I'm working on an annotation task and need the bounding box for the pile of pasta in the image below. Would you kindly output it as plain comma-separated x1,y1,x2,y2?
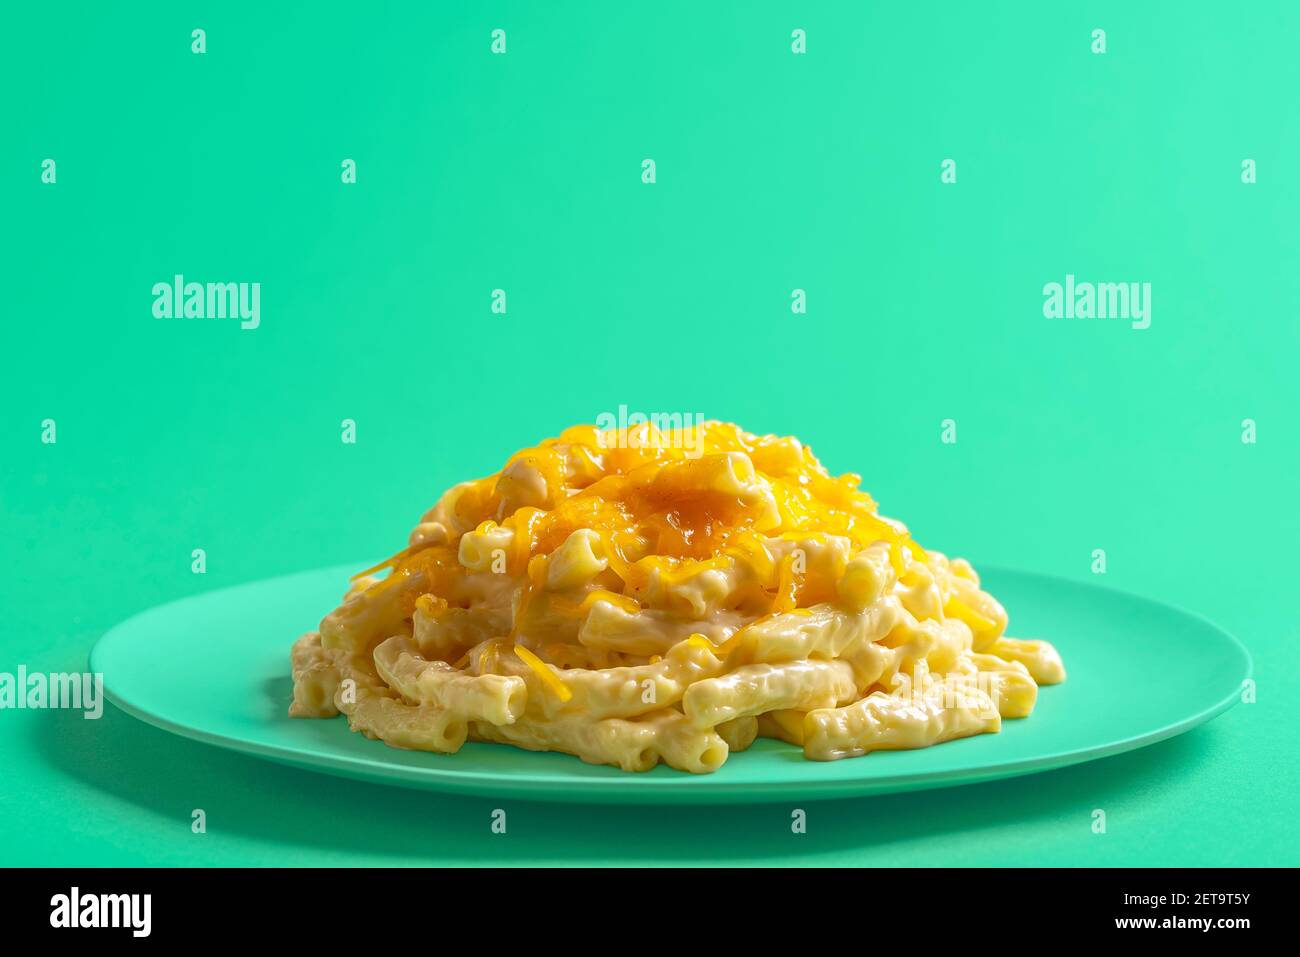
290,422,1064,772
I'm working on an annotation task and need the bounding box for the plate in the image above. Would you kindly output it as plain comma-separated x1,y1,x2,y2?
89,564,1251,804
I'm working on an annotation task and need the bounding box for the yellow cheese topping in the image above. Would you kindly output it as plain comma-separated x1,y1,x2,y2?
512,643,574,702
394,421,931,613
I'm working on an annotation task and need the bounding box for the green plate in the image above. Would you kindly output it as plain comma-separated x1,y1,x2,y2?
89,564,1251,804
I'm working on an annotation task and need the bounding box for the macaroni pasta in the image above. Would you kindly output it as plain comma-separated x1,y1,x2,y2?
289,422,1065,772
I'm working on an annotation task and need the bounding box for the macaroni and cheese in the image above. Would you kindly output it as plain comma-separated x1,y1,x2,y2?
289,422,1065,772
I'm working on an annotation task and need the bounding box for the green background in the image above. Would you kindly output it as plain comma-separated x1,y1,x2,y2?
2,1,1295,866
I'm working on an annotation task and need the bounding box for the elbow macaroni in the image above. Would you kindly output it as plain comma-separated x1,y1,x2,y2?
289,421,1065,772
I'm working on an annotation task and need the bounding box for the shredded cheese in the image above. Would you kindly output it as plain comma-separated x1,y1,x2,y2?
513,644,573,702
